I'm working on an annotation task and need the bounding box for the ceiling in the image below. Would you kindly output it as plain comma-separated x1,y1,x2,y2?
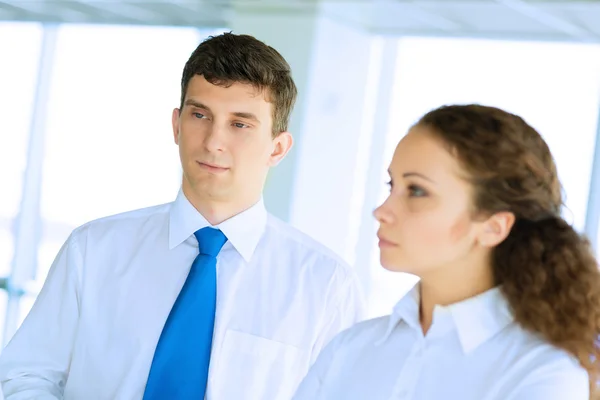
1,0,600,43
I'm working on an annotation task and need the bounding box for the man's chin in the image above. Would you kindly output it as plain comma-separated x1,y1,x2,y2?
184,180,229,198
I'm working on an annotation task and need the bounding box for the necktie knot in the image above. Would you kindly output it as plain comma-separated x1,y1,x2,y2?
194,227,227,257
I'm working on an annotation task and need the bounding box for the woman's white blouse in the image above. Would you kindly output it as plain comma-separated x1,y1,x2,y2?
294,286,589,400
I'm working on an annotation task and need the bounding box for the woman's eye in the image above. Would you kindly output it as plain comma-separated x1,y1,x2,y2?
408,184,427,197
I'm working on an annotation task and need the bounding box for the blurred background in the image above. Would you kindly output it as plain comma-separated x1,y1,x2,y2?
1,0,599,348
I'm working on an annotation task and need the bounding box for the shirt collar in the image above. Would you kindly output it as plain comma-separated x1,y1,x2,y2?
377,284,514,354
376,283,420,346
448,286,514,353
168,189,267,262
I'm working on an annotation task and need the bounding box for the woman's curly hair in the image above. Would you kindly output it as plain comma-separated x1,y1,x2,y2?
418,104,600,395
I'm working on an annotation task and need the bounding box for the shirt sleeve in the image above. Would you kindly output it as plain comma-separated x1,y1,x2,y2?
507,355,589,400
0,230,83,399
309,265,366,365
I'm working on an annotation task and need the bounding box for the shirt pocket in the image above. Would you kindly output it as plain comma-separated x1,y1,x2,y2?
211,329,308,400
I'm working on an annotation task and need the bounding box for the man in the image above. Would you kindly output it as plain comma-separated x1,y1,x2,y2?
0,33,365,399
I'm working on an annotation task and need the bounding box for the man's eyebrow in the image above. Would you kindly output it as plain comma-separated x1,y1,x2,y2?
183,100,260,123
232,112,259,123
184,99,210,110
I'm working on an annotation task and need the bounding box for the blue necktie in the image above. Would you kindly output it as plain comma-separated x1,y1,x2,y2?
143,227,227,399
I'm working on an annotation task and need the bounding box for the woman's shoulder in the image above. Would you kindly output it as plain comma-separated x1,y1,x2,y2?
330,314,403,349
509,324,585,367
502,325,589,398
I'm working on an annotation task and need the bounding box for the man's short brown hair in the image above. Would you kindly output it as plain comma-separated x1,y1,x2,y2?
180,32,297,137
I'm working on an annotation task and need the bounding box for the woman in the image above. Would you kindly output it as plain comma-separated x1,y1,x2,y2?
293,104,600,400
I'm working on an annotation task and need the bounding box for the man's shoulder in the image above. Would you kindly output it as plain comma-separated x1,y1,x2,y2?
264,214,350,270
71,202,172,240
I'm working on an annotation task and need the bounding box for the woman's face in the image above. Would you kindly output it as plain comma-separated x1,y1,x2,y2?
374,125,486,276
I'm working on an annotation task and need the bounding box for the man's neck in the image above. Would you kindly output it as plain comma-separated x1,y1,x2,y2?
182,186,260,226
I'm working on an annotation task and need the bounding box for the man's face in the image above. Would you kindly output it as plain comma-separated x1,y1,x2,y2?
173,75,292,209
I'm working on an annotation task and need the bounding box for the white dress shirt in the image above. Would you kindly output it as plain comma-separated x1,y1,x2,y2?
294,284,589,400
0,190,366,400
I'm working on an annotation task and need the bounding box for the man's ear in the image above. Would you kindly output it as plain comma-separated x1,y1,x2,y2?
172,108,180,145
268,131,293,167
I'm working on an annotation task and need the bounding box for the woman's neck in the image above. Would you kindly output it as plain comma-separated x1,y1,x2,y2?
418,260,495,335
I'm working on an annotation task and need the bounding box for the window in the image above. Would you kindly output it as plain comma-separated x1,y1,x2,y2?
0,22,44,345
0,22,43,279
367,37,600,317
